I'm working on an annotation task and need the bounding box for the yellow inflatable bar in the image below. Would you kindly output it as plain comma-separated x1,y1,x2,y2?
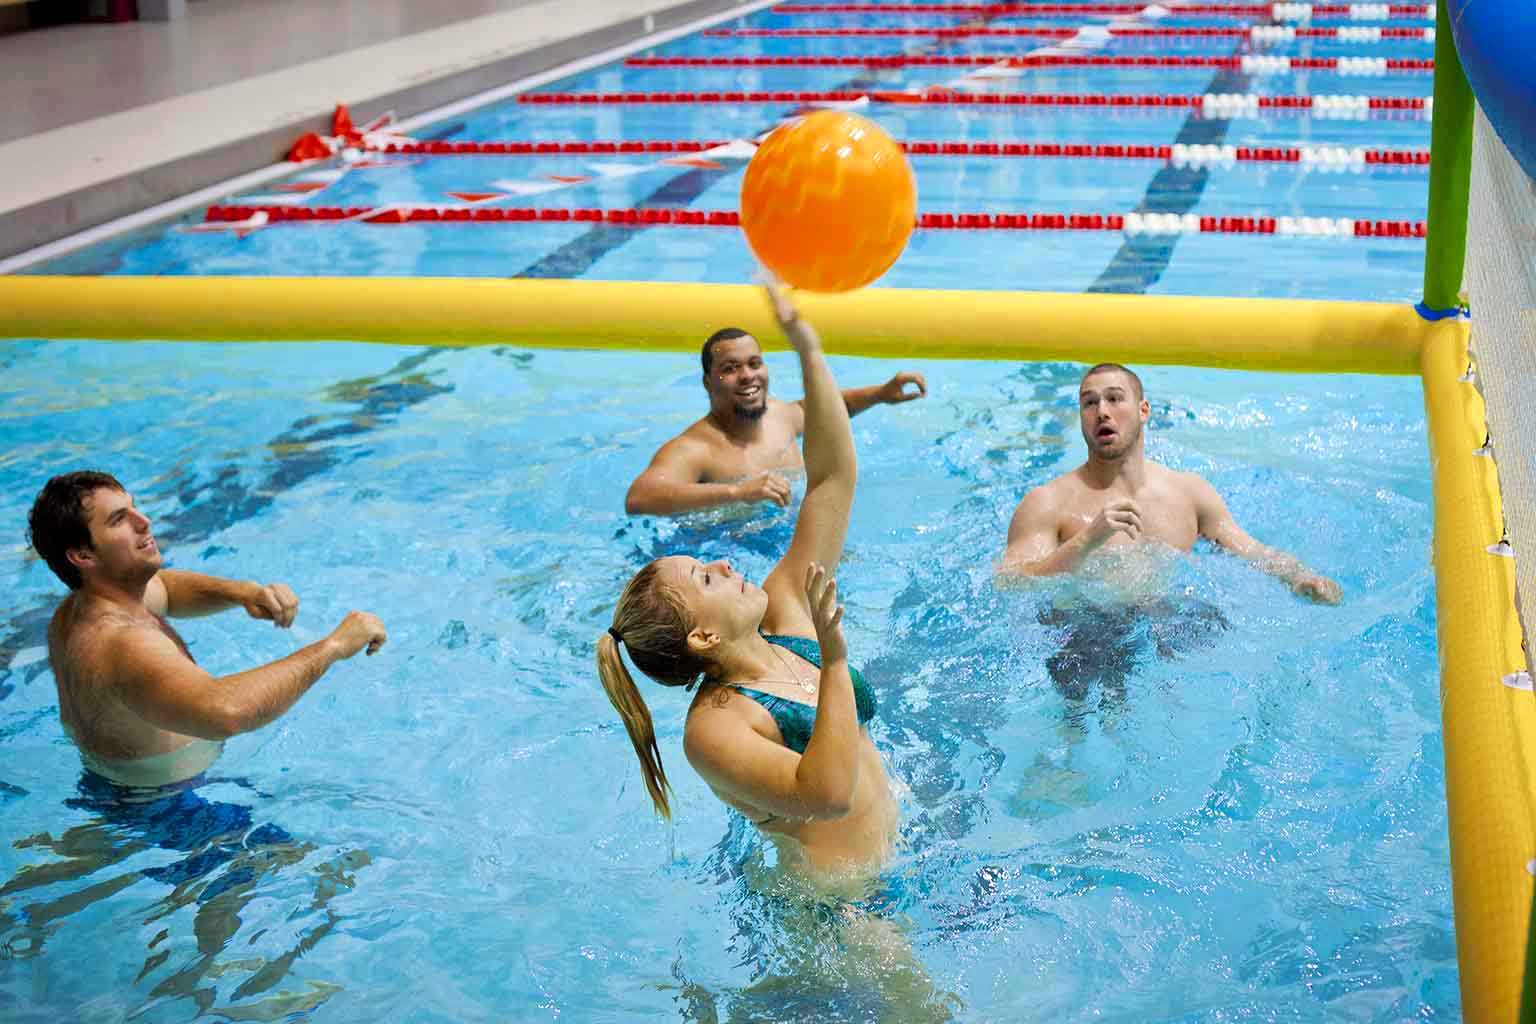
0,276,1528,1014
0,276,1427,374
1422,321,1536,1023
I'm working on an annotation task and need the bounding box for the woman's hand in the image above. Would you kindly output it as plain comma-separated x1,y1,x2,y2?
804,562,847,665
761,271,799,328
759,271,820,354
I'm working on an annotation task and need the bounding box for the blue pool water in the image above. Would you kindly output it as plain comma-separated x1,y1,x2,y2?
0,344,1451,1020
3,1,1451,1020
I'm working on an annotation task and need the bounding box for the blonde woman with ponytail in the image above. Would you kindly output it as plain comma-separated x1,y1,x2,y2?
596,278,898,881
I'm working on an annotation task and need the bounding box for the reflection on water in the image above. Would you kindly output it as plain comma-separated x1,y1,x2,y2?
1038,593,1230,703
670,817,960,1024
0,772,367,1020
619,469,804,566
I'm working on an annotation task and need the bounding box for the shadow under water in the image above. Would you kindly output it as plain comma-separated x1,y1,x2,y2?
1,771,368,1020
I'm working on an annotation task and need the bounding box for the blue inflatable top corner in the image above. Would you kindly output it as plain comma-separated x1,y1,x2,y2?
1447,0,1536,182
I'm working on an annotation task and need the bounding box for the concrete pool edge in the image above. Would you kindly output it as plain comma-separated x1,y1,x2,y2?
0,0,767,267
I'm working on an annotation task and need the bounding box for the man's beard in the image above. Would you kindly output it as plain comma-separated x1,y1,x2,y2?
104,552,162,589
1093,420,1142,460
734,401,768,422
1096,427,1139,460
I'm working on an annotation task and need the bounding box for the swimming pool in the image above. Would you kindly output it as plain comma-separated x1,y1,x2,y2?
0,341,1451,1020
26,4,1432,301
2,1,1451,1020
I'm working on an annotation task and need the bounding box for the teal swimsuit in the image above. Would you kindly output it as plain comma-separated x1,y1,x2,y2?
732,634,878,826
733,634,878,754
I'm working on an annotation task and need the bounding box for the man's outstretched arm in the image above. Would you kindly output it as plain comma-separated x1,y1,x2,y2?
147,570,299,625
835,372,928,418
110,611,387,741
1192,477,1341,604
625,438,790,515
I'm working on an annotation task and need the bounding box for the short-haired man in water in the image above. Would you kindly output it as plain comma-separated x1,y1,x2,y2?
625,327,928,515
28,470,388,788
997,363,1341,603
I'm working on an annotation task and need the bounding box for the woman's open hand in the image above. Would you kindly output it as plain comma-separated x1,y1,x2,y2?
760,270,798,328
804,562,846,665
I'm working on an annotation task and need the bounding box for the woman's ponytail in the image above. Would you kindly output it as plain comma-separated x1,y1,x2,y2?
597,561,713,819
597,630,673,818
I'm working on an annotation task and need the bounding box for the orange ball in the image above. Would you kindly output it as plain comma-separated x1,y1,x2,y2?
739,111,917,293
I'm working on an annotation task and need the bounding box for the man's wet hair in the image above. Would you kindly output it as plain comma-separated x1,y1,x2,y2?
1081,363,1144,401
702,328,754,375
28,470,126,590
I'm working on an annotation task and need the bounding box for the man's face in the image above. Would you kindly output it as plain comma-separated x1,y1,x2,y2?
73,487,161,584
705,337,769,422
1079,371,1149,461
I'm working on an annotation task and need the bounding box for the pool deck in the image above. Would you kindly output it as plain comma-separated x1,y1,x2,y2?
0,0,762,266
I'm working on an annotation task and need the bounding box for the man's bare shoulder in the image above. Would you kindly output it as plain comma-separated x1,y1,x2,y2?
50,594,138,645
56,595,178,651
1007,473,1075,540
655,419,724,461
1154,463,1218,500
1020,468,1085,506
49,596,152,679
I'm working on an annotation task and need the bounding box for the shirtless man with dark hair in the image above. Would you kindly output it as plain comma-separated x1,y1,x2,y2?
625,327,927,516
28,470,387,787
997,363,1341,604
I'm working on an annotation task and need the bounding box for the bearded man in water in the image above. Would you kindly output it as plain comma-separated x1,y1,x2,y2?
998,363,1340,601
625,327,926,516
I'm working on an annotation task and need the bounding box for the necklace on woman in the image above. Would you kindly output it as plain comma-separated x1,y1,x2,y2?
768,643,818,696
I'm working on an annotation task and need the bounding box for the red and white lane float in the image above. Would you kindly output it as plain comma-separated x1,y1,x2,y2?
702,25,1435,39
767,2,1435,16
626,54,1433,74
201,201,1427,240
516,89,1432,118
356,137,1429,167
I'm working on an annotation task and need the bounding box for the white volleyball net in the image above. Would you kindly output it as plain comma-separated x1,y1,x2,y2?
1464,106,1536,661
